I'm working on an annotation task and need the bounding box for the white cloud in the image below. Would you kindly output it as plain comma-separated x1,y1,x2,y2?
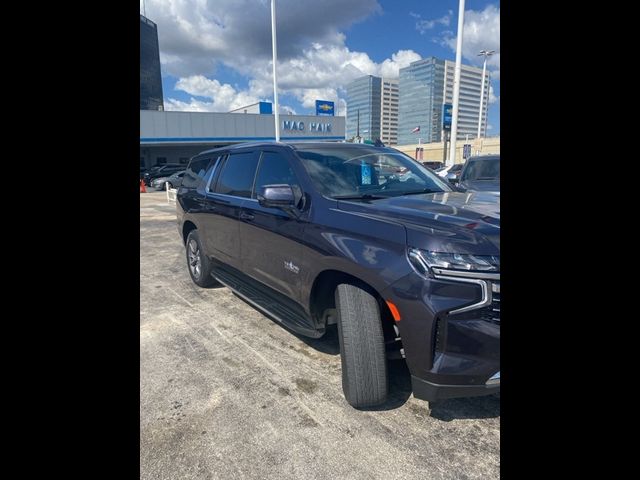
440,5,500,77
488,85,499,104
415,10,453,34
145,0,421,114
165,97,216,112
173,75,262,112
146,0,382,77
280,105,297,115
379,50,422,78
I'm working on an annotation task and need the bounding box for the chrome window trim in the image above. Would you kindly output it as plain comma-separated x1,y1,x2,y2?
204,156,222,193
205,191,259,203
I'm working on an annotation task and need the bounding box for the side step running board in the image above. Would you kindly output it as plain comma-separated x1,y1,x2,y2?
210,265,323,339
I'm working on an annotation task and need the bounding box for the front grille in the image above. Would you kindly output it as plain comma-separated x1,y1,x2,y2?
480,290,500,324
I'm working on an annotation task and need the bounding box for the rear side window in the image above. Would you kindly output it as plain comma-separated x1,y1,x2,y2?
182,156,211,189
214,152,259,198
461,158,500,181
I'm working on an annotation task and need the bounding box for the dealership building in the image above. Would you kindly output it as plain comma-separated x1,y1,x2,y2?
140,110,346,169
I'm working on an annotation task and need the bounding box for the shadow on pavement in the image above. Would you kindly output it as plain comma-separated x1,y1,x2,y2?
243,307,501,418
302,330,501,418
296,325,340,356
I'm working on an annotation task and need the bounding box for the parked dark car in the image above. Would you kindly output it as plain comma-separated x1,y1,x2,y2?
151,170,185,190
177,143,500,408
457,155,500,192
144,164,186,186
422,161,444,170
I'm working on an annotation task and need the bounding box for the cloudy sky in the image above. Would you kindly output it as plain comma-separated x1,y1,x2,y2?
141,0,500,134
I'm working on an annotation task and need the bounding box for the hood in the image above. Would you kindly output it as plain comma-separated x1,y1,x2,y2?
336,191,500,255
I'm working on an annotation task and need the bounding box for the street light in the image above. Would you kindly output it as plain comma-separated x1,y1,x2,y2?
448,0,466,167
271,0,280,142
477,49,495,139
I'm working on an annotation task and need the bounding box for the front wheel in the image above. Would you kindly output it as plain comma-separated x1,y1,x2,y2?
335,284,388,408
185,230,216,287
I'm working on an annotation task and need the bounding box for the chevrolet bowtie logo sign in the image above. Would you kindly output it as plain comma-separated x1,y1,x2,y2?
315,100,335,116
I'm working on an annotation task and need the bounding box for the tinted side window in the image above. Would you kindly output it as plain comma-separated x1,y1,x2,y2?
253,152,298,198
214,152,259,198
182,156,211,189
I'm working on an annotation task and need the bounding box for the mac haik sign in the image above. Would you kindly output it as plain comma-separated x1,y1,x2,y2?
282,120,332,133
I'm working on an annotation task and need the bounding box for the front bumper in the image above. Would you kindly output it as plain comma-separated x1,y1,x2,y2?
382,270,500,402
412,371,499,402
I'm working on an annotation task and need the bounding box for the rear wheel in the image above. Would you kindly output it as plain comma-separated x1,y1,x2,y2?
186,230,216,287
335,283,388,408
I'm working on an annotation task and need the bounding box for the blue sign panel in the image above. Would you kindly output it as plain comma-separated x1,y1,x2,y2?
258,101,272,114
463,144,472,159
443,103,453,130
316,100,335,116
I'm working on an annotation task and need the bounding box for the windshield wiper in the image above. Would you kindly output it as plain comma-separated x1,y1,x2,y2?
333,193,389,200
396,188,439,196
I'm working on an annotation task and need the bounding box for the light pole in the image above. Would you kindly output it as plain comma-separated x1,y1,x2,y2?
448,0,465,166
270,0,280,142
477,49,494,139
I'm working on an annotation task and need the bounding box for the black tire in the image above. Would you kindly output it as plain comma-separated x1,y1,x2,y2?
185,230,216,287
335,283,388,408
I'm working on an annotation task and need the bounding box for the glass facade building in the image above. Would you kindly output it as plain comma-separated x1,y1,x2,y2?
346,76,381,142
140,15,164,111
397,58,445,146
398,57,488,145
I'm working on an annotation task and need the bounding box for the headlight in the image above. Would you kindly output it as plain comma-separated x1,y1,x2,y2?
408,247,499,277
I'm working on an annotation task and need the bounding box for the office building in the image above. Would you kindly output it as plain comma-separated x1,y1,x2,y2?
140,14,164,111
380,78,399,145
346,75,400,144
346,75,381,142
397,57,488,145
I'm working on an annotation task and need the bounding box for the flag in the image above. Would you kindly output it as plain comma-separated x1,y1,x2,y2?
411,126,420,133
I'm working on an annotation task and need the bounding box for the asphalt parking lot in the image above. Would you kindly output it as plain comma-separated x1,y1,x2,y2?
140,191,500,480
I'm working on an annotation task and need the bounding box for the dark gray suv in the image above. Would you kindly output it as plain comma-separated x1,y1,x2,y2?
177,142,500,408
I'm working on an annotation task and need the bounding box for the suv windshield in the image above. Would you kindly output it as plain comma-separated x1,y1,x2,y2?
296,147,451,199
461,157,500,181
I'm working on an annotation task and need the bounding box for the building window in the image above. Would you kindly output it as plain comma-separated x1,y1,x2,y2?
156,157,167,165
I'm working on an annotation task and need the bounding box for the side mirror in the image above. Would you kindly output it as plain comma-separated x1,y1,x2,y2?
446,173,459,184
257,184,295,209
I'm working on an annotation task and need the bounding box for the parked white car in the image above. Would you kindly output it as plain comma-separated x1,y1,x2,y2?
435,163,464,180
